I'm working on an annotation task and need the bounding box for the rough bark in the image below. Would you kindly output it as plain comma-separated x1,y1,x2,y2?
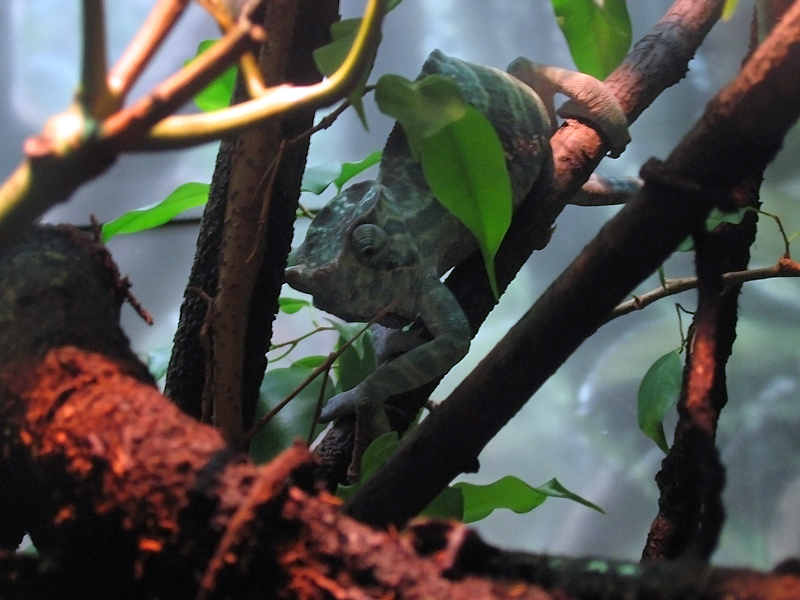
164,0,339,439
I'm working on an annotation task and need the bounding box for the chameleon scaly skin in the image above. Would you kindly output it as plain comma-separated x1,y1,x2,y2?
285,50,630,422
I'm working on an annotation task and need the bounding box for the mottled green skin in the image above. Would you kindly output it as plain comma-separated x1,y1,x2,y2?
285,50,626,421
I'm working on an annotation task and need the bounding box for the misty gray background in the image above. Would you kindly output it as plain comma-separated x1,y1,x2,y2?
2,0,799,566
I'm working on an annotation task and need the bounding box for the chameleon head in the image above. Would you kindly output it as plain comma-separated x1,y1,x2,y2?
285,181,425,325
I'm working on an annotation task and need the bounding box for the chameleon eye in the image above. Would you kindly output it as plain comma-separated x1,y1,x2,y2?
351,224,388,260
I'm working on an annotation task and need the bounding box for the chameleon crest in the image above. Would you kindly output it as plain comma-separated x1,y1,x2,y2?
286,50,629,424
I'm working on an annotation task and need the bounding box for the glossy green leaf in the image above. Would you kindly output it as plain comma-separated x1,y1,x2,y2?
312,1,403,126
455,476,603,523
301,163,342,195
420,106,512,298
250,366,335,463
637,350,682,453
101,182,210,242
146,346,172,381
278,297,311,314
313,18,372,126
313,19,362,75
375,73,467,158
291,355,328,369
551,0,631,79
185,40,238,112
335,151,382,191
301,150,382,195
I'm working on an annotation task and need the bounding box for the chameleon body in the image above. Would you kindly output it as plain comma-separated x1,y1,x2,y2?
285,50,629,422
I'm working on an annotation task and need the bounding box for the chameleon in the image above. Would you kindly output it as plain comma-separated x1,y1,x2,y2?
285,50,631,424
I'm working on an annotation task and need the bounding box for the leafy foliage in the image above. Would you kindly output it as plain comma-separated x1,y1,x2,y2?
330,321,376,393
101,182,209,242
419,106,512,299
550,0,631,78
146,346,172,381
313,19,373,126
250,361,334,463
278,297,312,314
302,150,382,195
637,350,683,453
185,40,238,112
456,476,604,523
312,0,408,128
375,74,467,157
336,430,603,523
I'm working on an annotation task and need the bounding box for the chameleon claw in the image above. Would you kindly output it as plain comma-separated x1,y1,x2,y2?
318,385,374,422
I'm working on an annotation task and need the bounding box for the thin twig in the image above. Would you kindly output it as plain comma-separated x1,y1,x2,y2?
107,0,191,99
288,86,376,147
141,0,389,147
610,259,800,319
244,300,401,442
80,0,112,117
102,21,266,148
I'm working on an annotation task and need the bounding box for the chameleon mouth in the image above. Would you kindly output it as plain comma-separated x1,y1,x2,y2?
284,264,332,295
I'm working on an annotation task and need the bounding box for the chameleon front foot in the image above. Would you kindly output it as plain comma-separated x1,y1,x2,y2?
318,384,373,423
317,384,391,482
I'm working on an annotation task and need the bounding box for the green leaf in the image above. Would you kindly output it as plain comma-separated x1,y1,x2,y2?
637,350,682,453
420,106,512,298
455,476,603,523
301,163,342,195
676,237,694,252
185,40,238,112
420,486,464,520
334,151,382,191
313,18,373,127
291,355,328,369
278,297,311,314
706,206,751,230
101,182,210,242
146,346,172,381
336,431,400,501
301,150,382,195
250,366,335,463
375,74,467,157
551,0,632,79
333,325,375,393
676,207,752,253
313,19,363,76
327,319,370,360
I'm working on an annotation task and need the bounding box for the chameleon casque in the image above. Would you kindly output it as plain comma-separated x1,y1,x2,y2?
285,50,630,425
